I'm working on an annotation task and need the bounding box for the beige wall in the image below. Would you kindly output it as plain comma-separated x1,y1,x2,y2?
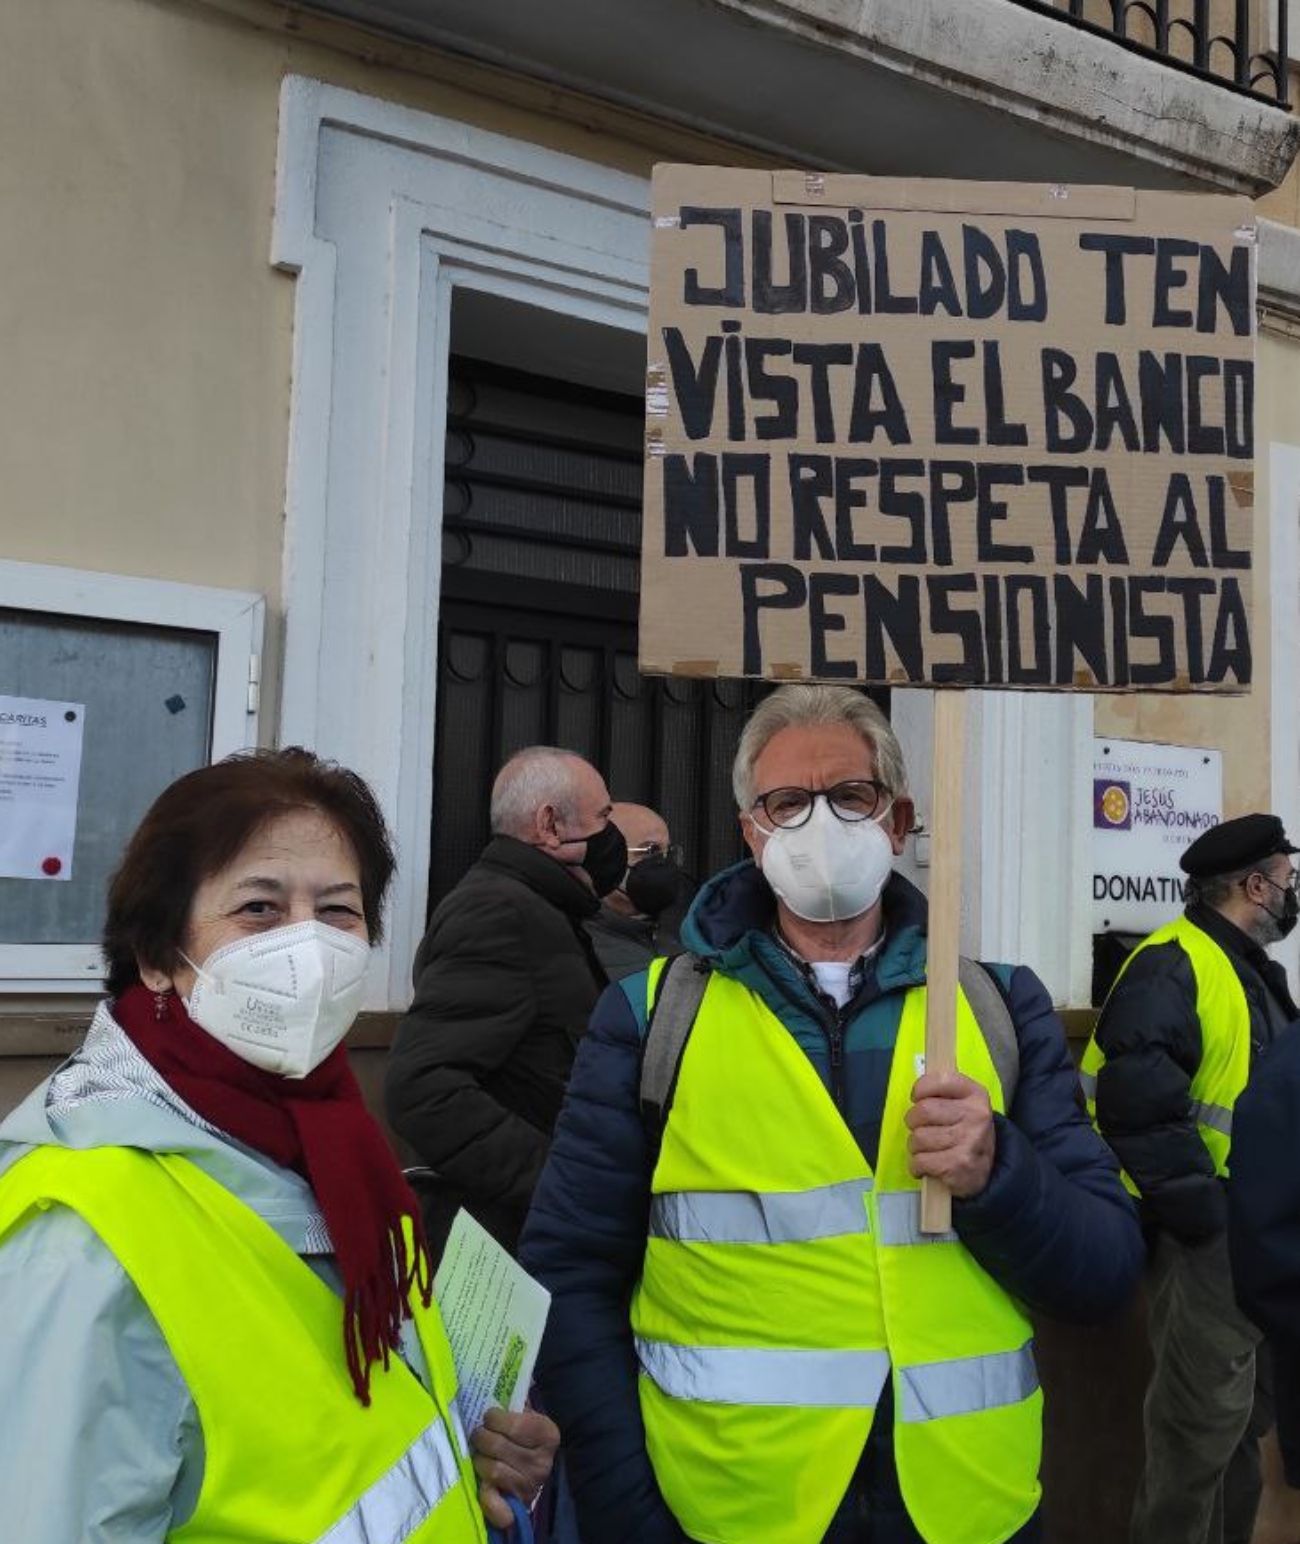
0,0,757,729
0,0,293,604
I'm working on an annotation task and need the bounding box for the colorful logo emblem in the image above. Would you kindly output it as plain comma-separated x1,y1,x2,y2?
1094,779,1132,830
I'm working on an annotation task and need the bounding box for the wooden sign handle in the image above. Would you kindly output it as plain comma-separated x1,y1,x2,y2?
920,690,967,1235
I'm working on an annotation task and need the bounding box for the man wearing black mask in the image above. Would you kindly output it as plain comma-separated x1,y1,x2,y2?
386,746,622,1256
1083,814,1300,1544
585,802,689,982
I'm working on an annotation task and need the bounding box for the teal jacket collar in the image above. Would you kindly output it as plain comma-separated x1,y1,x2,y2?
678,860,930,1022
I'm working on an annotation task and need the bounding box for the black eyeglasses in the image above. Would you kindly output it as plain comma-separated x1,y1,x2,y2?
751,780,890,830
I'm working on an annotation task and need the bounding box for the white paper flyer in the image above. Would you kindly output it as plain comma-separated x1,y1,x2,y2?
434,1208,551,1434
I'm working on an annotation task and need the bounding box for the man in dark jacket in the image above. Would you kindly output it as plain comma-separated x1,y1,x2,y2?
521,685,1142,1544
386,745,623,1255
1083,813,1300,1544
584,802,686,983
1229,1020,1300,1496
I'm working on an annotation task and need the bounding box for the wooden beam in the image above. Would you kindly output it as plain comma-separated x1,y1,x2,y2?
920,689,966,1234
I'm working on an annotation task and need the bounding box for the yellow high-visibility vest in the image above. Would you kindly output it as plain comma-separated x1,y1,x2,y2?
1080,915,1251,1180
0,1145,487,1544
631,964,1041,1544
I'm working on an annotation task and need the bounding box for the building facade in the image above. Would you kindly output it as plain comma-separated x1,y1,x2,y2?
2,5,1300,1526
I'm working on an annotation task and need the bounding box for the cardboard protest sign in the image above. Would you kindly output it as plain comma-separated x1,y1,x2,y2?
639,167,1256,692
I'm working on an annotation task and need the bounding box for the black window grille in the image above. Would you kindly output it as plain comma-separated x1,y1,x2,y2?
1011,0,1290,104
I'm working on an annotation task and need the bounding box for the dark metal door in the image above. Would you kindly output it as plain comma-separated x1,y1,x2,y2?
431,573,771,907
428,357,884,911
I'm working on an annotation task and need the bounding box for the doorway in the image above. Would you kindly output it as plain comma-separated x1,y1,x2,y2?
430,345,772,906
428,293,885,911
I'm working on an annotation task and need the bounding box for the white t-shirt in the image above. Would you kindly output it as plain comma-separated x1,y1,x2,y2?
806,933,885,1009
809,960,854,1008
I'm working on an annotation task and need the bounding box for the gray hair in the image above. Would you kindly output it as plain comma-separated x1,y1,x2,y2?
490,746,587,838
732,685,908,809
1185,861,1270,910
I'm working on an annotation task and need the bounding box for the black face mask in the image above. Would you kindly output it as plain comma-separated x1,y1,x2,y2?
1258,875,1300,940
623,854,682,918
569,820,628,898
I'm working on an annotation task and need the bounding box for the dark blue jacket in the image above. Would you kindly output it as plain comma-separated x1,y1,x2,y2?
1228,1018,1300,1488
521,863,1143,1543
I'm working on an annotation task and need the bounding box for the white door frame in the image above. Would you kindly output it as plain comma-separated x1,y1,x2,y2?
272,78,651,1006
272,75,1095,1009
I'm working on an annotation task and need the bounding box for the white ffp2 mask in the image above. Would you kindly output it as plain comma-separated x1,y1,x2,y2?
183,920,371,1079
758,799,896,924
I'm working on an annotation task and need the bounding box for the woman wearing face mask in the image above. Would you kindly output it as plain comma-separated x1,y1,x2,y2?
0,748,556,1544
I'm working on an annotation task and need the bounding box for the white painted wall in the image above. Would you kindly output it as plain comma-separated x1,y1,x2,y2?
274,78,651,1008
1270,441,1300,996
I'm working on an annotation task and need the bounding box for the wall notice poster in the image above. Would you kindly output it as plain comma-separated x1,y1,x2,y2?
0,694,86,881
639,167,1256,690
1093,735,1222,933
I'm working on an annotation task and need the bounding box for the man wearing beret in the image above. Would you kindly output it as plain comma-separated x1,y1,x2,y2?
1082,813,1300,1544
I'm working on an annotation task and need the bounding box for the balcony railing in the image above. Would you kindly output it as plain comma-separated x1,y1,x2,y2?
1012,0,1290,105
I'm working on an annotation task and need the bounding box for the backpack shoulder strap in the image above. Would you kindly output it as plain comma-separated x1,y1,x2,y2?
639,952,711,1157
957,955,1020,1108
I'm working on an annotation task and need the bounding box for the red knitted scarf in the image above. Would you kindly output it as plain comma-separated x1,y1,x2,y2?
115,983,432,1405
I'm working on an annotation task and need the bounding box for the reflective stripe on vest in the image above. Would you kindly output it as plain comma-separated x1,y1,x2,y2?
876,1189,959,1247
1190,1099,1233,1136
648,1183,959,1248
320,1420,466,1544
897,1342,1038,1424
636,1336,1037,1423
632,963,1041,1544
649,1178,873,1244
635,1337,891,1407
1081,916,1251,1179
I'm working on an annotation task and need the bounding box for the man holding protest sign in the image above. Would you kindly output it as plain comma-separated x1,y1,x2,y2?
522,683,1143,1542
521,165,1254,1541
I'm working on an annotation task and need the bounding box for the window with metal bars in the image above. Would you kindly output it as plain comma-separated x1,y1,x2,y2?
1012,0,1290,104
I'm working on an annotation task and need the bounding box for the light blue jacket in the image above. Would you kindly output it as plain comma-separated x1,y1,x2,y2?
0,1002,434,1543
